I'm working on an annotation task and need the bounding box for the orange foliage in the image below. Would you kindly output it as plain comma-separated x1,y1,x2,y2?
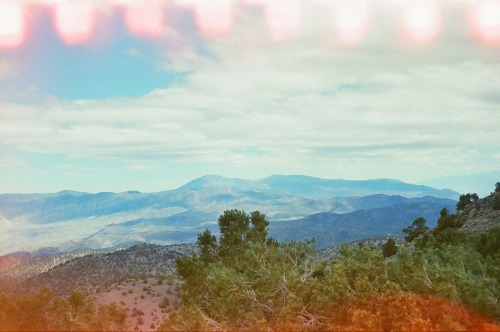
273,292,500,331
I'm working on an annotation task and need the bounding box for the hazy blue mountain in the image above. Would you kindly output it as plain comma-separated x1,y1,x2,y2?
256,175,458,199
270,200,457,248
180,175,458,199
178,175,257,191
326,194,449,214
0,175,459,254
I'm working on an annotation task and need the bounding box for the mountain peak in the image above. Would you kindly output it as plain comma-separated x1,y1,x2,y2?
178,175,252,191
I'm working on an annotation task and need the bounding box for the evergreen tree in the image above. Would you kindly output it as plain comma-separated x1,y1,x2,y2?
163,208,500,331
382,238,398,258
456,193,479,211
402,217,429,242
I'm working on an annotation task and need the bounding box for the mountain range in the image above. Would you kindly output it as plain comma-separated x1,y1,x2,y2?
0,175,459,255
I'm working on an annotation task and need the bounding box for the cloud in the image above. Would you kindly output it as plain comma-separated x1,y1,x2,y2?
0,3,499,182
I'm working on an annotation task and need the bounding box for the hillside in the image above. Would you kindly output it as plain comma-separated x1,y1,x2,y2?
459,191,500,235
10,243,196,296
270,200,456,248
1,196,498,331
0,249,114,290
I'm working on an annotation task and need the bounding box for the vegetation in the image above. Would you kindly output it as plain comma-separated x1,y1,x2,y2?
161,209,500,331
456,193,479,211
10,243,191,296
402,217,429,242
381,238,398,258
0,287,127,331
2,184,499,331
494,194,500,211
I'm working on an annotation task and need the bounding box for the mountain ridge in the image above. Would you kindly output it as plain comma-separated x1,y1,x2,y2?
0,175,459,255
270,199,457,248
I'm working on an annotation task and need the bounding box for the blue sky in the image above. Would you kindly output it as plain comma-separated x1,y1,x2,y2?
0,0,499,193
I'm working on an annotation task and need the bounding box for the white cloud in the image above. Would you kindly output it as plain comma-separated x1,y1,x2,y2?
0,3,499,184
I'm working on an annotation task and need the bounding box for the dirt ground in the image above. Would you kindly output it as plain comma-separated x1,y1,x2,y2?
91,276,179,331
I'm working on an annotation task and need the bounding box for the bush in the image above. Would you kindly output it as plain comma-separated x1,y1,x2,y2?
159,297,170,309
382,238,398,258
474,226,500,259
493,194,500,211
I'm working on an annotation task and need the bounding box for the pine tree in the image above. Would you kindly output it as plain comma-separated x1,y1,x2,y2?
382,238,398,257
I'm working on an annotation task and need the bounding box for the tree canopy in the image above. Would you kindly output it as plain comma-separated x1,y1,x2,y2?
402,217,429,242
457,193,479,211
161,209,500,331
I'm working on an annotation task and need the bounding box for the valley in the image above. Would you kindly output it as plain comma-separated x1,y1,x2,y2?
0,175,458,255
1,176,499,331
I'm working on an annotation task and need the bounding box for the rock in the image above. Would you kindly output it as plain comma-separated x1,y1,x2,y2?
459,193,500,235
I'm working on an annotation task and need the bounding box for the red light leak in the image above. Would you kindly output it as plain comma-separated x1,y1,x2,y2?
194,0,234,37
2,0,500,48
54,0,96,45
471,0,500,45
264,0,301,41
0,1,26,49
333,0,370,46
402,0,441,44
124,0,164,38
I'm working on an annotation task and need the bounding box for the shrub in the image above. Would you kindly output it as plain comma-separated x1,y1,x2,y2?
493,194,500,211
382,238,398,258
159,297,170,309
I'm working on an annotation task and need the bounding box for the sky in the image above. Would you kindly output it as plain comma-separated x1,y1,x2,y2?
0,0,499,193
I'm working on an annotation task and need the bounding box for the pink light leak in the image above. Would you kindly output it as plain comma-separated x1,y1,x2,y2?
333,0,371,46
2,0,500,48
124,0,165,38
194,0,234,37
54,0,96,45
174,0,198,6
264,0,301,41
0,1,26,49
402,0,441,44
471,0,500,44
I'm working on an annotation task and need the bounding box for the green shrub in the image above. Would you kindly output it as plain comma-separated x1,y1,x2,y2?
493,194,500,211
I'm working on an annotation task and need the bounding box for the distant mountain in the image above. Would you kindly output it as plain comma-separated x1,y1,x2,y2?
256,175,458,199
0,175,459,255
181,175,459,199
270,200,457,248
420,171,500,198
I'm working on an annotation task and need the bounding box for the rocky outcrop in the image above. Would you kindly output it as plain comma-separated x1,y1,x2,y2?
459,193,500,235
